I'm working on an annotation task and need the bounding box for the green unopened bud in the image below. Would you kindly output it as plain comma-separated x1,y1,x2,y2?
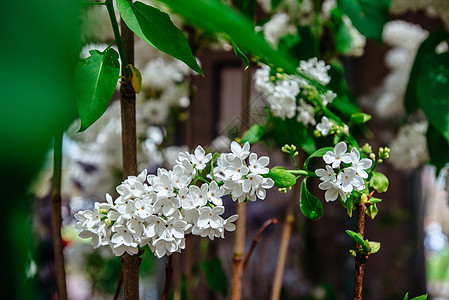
269,75,276,81
349,250,357,257
336,129,341,134
293,151,299,157
369,153,376,160
278,188,287,194
384,147,390,153
291,145,296,151
362,143,372,154
104,219,112,227
276,67,284,73
282,144,291,153
377,159,383,163
314,129,320,137
99,208,108,214
276,73,283,79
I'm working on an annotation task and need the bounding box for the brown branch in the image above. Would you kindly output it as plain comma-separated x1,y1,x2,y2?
243,218,278,270
51,130,67,300
163,255,174,300
231,66,252,300
270,183,300,300
353,203,368,300
119,2,140,299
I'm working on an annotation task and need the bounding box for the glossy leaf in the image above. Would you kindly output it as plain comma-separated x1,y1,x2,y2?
366,203,378,219
300,178,323,220
265,167,297,188
417,51,449,143
405,31,449,114
231,39,250,70
370,172,389,193
346,230,370,252
116,0,203,75
158,0,307,78
74,48,120,132
201,257,228,296
368,241,381,254
267,117,316,154
426,123,449,174
404,293,428,300
304,147,333,171
241,124,266,144
337,0,390,42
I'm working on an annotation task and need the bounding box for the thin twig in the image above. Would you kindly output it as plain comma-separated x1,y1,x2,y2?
353,203,368,300
231,65,252,300
243,218,278,269
270,182,301,300
51,130,67,300
163,255,174,300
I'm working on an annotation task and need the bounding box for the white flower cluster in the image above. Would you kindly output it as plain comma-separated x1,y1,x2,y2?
360,20,428,119
254,59,336,123
389,121,429,170
315,142,372,202
391,0,449,30
257,13,298,48
75,142,273,258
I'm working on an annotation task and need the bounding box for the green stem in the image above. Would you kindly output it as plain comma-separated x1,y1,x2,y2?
105,0,129,76
290,153,300,170
287,169,316,177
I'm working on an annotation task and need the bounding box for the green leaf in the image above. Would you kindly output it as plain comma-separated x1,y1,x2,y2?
241,124,266,144
341,197,355,217
116,0,203,75
368,241,381,254
417,51,449,143
337,0,390,42
349,112,371,126
158,0,304,77
366,203,378,219
427,123,449,174
369,172,389,193
265,167,297,188
235,0,257,20
410,295,428,300
304,147,333,171
346,230,370,252
300,178,323,220
231,39,250,70
367,197,381,204
405,31,449,114
271,0,283,10
201,257,228,296
404,293,428,300
74,48,120,132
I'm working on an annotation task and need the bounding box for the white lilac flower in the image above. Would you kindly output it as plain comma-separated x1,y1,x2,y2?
316,116,332,136
248,153,270,175
315,165,336,182
298,58,331,86
230,141,251,160
323,141,351,168
338,167,364,193
297,100,316,126
318,180,347,202
190,145,212,171
347,148,373,178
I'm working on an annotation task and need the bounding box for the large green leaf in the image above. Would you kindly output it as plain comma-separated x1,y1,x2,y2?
426,123,449,173
201,257,228,296
337,0,390,42
300,178,323,220
303,147,333,171
241,123,266,144
404,31,449,114
158,0,302,76
417,51,449,143
116,0,203,75
265,166,297,188
74,48,120,132
369,172,389,193
267,117,316,154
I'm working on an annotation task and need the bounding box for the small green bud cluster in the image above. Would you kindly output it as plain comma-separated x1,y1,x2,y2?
378,147,390,162
281,144,298,156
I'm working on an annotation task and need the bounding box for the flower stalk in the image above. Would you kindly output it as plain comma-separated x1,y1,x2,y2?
353,203,368,300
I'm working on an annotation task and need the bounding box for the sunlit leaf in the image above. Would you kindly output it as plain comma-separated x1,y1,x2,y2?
369,172,389,193
300,178,323,220
117,0,203,75
265,167,297,188
74,48,120,132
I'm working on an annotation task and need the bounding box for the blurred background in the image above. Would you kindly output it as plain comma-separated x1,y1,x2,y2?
3,0,449,299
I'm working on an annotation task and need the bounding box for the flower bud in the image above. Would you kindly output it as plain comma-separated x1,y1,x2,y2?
361,194,368,203
104,219,112,227
362,143,372,154
99,208,108,215
369,153,376,161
